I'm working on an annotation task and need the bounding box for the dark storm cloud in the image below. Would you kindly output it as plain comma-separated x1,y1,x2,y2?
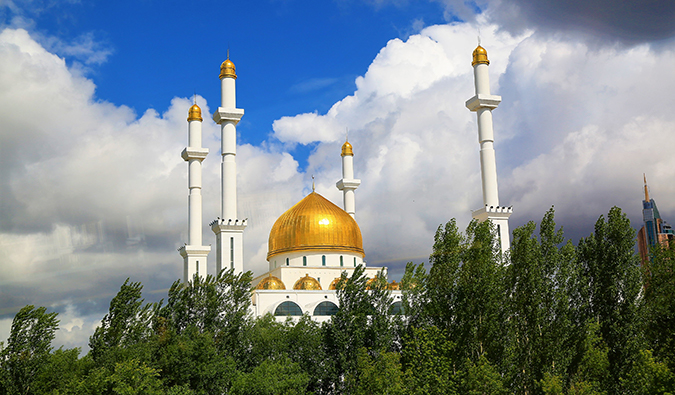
490,0,675,44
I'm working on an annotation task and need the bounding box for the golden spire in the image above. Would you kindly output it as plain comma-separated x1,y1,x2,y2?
644,173,650,202
472,45,490,66
312,175,315,192
187,98,203,122
341,138,353,157
220,51,236,80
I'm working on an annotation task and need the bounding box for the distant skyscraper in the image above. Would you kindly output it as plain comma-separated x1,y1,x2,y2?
637,175,674,265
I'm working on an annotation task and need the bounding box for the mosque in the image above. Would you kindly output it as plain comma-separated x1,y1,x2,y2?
177,45,511,320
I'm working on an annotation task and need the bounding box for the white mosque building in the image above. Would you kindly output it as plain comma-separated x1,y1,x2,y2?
178,45,509,320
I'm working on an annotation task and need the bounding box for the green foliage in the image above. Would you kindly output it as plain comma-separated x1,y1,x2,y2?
642,243,675,370
154,326,235,394
401,325,457,395
569,320,610,395
89,279,153,363
506,208,581,393
324,265,395,392
107,359,163,395
426,219,507,366
160,269,252,357
621,349,675,394
1,305,59,395
540,373,564,395
230,357,309,395
346,348,404,395
460,355,508,395
578,207,642,390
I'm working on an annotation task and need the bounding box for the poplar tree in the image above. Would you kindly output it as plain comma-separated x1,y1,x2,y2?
577,207,642,391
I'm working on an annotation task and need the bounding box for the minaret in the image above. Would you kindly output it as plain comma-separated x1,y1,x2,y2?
210,56,247,275
465,45,512,253
179,102,211,282
336,139,361,218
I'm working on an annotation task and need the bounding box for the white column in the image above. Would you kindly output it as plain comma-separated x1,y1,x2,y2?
336,141,361,218
211,58,247,275
465,46,512,253
179,104,210,282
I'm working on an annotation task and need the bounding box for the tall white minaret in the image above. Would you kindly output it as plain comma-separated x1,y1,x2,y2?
465,45,512,253
336,139,361,218
210,56,247,275
179,103,211,282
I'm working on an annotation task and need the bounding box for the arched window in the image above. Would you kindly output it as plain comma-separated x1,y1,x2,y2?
340,256,343,267
313,301,339,316
322,255,326,266
303,256,307,266
274,301,303,316
286,258,289,266
354,257,357,267
389,301,405,315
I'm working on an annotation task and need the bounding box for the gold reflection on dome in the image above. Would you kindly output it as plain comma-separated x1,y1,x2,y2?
341,140,353,157
256,275,286,290
389,280,400,290
187,104,203,122
293,274,322,290
267,192,365,260
220,59,237,79
329,277,344,290
472,45,489,66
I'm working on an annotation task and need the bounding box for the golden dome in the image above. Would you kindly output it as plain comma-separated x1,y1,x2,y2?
293,274,322,290
472,45,490,66
187,104,203,122
220,59,237,79
389,280,400,290
329,277,344,290
256,275,286,290
341,140,353,157
267,192,365,260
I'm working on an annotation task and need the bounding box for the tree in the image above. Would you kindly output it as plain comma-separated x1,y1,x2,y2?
578,207,642,390
347,348,404,395
323,265,394,393
230,357,309,395
1,305,59,395
88,279,153,363
401,325,457,395
506,208,581,393
160,269,252,358
426,219,507,367
642,243,675,370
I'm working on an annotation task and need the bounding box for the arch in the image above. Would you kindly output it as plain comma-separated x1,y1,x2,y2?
303,256,307,266
322,255,326,266
313,301,339,316
340,256,343,267
286,258,289,266
389,301,405,315
274,301,303,316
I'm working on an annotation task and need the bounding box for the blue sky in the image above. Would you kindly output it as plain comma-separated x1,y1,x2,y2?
2,0,675,350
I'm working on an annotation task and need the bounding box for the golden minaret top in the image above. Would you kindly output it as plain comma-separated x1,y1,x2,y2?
472,45,490,66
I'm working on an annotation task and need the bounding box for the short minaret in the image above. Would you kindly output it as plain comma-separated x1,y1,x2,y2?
179,103,211,282
465,45,512,253
336,139,361,218
210,56,247,275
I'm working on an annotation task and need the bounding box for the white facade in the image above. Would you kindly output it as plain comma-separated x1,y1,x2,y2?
465,46,512,253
